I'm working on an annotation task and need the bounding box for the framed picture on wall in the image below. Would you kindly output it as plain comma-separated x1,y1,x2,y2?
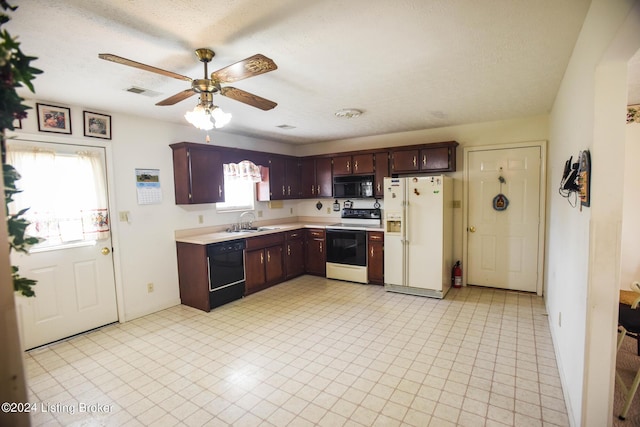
36,103,72,134
83,111,112,139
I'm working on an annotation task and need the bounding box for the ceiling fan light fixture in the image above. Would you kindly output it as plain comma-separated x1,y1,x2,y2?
335,108,363,119
185,99,232,131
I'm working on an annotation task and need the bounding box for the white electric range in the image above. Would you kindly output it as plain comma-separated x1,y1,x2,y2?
325,208,381,284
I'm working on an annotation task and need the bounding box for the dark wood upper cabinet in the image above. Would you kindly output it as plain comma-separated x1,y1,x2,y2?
316,157,333,197
170,142,224,204
172,141,457,204
333,153,374,176
352,154,375,175
374,152,389,198
391,149,420,173
420,146,453,171
391,141,457,174
300,157,332,198
285,158,300,199
257,156,300,201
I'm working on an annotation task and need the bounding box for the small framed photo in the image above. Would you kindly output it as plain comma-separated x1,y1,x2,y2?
37,103,72,134
83,111,111,139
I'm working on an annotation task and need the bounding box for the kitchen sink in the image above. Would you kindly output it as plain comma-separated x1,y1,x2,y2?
256,226,281,231
225,226,281,233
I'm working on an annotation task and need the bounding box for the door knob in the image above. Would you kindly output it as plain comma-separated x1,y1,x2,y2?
101,247,111,255
469,226,476,233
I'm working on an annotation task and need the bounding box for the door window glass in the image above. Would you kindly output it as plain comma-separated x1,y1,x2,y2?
6,143,110,250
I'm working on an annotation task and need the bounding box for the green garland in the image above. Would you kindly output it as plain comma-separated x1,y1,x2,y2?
1,0,42,297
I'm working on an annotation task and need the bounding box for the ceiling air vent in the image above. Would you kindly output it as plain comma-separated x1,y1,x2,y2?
277,124,296,130
125,86,161,97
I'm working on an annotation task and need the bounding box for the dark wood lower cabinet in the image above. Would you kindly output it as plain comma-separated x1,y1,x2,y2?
285,230,305,279
245,233,285,295
245,249,267,295
367,231,384,285
305,229,326,276
176,242,210,311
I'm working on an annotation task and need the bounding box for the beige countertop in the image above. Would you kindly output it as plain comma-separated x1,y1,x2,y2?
175,220,384,245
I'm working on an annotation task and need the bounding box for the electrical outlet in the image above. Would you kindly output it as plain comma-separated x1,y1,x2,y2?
290,207,293,215
326,207,331,214
257,210,263,217
147,283,154,293
198,215,203,224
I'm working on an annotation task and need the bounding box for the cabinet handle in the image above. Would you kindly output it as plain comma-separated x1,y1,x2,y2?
288,185,291,196
311,185,315,195
320,242,323,253
354,160,358,171
377,182,381,193
413,156,417,167
282,185,286,195
370,246,374,257
317,185,320,195
287,244,291,256
347,161,350,171
260,252,264,264
218,185,222,197
423,154,427,166
267,250,271,263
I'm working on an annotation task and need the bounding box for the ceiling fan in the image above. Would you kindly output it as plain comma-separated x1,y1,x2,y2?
98,48,278,111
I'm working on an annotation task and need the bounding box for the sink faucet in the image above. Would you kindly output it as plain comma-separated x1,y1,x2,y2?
238,211,255,230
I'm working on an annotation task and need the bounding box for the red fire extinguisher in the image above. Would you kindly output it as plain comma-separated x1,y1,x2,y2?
452,261,462,288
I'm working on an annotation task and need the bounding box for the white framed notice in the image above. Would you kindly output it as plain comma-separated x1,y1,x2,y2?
136,168,162,205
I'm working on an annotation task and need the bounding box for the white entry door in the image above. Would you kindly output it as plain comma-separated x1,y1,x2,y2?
466,145,542,292
9,140,118,349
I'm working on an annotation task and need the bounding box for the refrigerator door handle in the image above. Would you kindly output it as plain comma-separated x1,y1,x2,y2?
404,201,410,244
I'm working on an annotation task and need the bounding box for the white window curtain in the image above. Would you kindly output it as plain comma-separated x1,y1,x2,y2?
217,160,261,212
223,160,262,182
6,145,110,247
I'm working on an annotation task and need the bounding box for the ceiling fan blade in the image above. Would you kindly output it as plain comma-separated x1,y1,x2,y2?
211,54,277,83
220,87,277,110
156,89,197,106
99,53,192,82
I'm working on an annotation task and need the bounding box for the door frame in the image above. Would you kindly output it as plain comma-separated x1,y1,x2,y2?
10,133,126,322
462,140,547,296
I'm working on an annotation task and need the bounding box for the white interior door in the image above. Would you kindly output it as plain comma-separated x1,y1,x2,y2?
467,146,541,292
9,141,118,349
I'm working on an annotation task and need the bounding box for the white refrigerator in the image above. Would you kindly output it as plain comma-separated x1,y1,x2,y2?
383,175,453,298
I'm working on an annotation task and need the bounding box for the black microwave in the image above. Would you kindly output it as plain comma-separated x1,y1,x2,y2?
333,175,374,198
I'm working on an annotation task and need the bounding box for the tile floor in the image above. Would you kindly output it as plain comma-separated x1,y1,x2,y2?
25,276,569,426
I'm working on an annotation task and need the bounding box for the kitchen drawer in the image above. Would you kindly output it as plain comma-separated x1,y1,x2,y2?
245,232,285,250
307,229,325,239
368,231,384,241
285,230,304,240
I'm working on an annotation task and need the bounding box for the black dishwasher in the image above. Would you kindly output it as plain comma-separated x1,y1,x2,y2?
207,239,246,309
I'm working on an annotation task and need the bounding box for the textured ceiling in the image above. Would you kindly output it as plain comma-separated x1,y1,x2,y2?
7,0,596,144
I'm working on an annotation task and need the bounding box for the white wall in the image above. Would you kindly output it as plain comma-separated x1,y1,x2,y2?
546,1,639,426
620,122,640,289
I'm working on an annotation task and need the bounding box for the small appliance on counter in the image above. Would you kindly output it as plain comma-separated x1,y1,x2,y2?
326,208,382,284
383,175,453,298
